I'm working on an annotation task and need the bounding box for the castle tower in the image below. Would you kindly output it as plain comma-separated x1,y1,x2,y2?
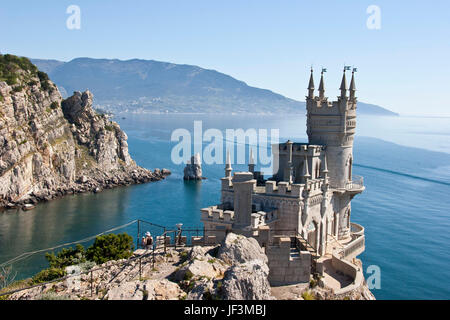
306,67,357,189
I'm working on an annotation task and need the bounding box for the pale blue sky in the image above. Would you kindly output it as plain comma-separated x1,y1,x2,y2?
1,0,449,116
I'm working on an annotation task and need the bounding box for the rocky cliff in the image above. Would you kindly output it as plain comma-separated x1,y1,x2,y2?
0,54,169,209
5,232,374,300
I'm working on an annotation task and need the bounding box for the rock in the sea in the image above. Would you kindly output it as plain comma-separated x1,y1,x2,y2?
183,153,204,180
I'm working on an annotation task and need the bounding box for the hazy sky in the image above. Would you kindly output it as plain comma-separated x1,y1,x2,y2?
1,0,449,116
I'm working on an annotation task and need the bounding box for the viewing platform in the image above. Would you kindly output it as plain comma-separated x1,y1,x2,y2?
344,175,365,193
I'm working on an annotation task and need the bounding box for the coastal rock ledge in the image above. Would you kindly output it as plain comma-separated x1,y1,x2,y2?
5,233,373,300
0,55,170,210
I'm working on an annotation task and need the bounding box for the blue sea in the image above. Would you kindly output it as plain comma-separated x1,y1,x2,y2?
1,113,449,300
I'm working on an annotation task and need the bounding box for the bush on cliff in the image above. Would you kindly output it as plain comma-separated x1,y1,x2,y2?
45,244,86,269
86,233,134,264
0,54,38,85
32,267,66,284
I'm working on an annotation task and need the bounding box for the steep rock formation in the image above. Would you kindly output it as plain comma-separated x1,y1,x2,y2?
0,55,170,209
183,153,204,180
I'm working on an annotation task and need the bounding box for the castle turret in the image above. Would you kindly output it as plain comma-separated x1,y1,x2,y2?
232,172,256,229
248,148,255,173
339,68,348,99
225,151,232,178
307,68,315,99
302,156,310,180
318,69,326,100
306,67,358,189
349,69,356,101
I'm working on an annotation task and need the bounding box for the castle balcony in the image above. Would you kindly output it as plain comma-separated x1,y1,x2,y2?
345,175,364,193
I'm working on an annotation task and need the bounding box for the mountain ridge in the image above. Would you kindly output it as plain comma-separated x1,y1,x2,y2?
31,57,398,116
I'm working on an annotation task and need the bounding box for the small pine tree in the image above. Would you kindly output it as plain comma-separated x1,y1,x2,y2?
86,233,134,264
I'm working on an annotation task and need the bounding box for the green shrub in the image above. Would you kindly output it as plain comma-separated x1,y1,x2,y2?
301,290,316,300
104,125,115,132
45,244,86,269
0,54,37,86
37,71,51,91
50,101,59,110
86,233,134,264
183,270,193,281
12,86,23,93
32,268,66,284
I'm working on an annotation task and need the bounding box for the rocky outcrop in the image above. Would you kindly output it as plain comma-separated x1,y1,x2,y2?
4,231,373,300
0,55,170,210
106,279,184,300
217,233,268,265
182,233,273,300
183,153,204,180
221,260,272,300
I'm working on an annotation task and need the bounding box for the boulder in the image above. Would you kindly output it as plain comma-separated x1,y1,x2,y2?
217,233,268,265
174,255,226,282
106,279,184,300
221,260,273,300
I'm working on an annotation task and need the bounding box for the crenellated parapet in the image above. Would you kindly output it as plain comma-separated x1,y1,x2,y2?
201,205,235,223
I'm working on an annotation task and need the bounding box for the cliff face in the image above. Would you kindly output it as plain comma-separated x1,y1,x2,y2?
0,55,169,209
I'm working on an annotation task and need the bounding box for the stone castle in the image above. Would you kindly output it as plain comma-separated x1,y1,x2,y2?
200,68,367,291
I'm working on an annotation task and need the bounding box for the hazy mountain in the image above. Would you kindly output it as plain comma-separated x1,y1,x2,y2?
30,57,398,116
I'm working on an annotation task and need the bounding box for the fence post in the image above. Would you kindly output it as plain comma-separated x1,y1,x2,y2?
163,228,167,254
153,243,155,269
139,256,142,280
137,220,140,249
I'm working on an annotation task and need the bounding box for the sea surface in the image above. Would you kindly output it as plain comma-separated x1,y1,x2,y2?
1,113,450,300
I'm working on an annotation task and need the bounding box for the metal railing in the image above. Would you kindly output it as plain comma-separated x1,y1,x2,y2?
345,175,364,191
0,246,158,299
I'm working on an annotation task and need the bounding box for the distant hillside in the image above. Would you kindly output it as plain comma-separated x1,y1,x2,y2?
31,58,398,116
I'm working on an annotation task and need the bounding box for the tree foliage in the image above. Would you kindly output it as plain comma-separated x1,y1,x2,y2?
45,244,86,269
86,233,134,264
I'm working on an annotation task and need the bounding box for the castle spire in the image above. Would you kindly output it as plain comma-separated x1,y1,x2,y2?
302,156,311,179
340,67,348,98
307,68,315,99
225,150,232,178
248,148,255,173
318,68,326,99
349,68,356,100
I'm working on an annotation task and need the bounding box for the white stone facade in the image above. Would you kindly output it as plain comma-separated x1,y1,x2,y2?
201,69,366,285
